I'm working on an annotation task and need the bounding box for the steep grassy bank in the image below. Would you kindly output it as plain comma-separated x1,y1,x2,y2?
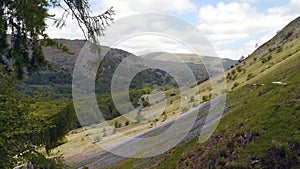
106,16,300,169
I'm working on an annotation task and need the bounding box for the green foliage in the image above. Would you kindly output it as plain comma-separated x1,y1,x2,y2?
238,55,245,63
232,82,240,89
0,0,115,167
129,69,179,91
261,55,272,64
45,103,77,152
277,46,283,53
22,72,72,85
142,96,151,107
114,121,122,128
0,0,115,78
226,72,237,81
247,73,255,80
231,69,237,75
190,96,195,102
96,88,151,121
105,16,300,169
236,66,242,73
219,147,227,158
202,95,210,102
0,69,75,168
162,114,168,122
263,141,299,168
130,88,151,107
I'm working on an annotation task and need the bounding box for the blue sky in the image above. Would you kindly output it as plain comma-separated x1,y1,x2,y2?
46,0,300,59
180,0,291,23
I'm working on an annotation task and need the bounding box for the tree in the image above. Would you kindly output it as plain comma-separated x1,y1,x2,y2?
0,68,75,168
142,96,151,107
238,55,245,63
0,0,114,167
202,95,209,102
114,121,122,128
232,82,240,89
0,0,114,78
190,96,195,102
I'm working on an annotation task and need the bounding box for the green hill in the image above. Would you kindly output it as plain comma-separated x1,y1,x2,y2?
17,39,236,122
106,16,300,169
19,39,236,100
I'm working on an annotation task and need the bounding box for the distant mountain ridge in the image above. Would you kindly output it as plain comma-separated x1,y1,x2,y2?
20,39,237,98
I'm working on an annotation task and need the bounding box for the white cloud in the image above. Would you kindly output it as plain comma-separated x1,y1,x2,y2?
97,14,216,57
112,34,192,55
237,0,260,3
46,0,196,39
45,0,300,60
197,1,300,59
92,0,196,17
46,8,86,39
289,0,300,14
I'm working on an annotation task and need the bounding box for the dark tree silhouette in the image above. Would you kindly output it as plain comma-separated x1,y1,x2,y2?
0,0,114,78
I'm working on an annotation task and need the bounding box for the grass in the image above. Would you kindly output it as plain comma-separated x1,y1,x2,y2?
43,16,300,169
59,44,300,168
105,18,300,168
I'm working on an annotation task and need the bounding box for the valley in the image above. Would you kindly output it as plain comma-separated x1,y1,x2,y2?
2,1,300,169
47,16,300,168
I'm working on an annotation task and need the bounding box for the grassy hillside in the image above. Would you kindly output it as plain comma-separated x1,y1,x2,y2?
20,40,236,100
106,17,300,169
17,39,236,123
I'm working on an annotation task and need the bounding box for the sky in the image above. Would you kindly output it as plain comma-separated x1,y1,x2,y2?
46,0,300,60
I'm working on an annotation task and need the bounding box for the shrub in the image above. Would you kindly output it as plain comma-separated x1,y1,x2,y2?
247,73,255,80
232,82,240,89
263,141,300,168
114,121,122,128
170,93,176,97
202,95,209,102
267,55,272,61
226,73,231,80
219,147,227,158
143,100,150,107
261,55,272,64
277,46,283,53
232,74,237,80
190,96,195,102
236,66,242,73
162,114,167,122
